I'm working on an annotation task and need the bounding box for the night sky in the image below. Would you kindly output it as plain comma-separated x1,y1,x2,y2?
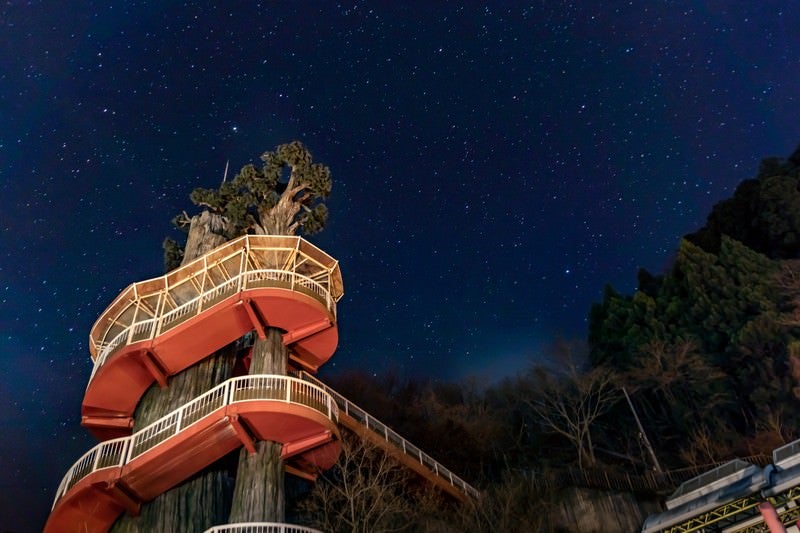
2,2,799,530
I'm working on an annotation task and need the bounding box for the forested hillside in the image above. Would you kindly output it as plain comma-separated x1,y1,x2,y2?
297,145,800,531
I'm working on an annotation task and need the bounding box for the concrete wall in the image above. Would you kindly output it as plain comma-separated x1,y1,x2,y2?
548,487,663,533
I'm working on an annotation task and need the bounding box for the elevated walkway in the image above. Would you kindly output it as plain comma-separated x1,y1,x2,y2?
297,371,480,502
82,235,343,439
46,375,339,533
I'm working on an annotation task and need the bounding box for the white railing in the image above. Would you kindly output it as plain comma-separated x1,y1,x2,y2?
54,375,337,509
774,437,800,470
204,523,323,533
88,268,334,384
296,371,480,500
89,234,343,355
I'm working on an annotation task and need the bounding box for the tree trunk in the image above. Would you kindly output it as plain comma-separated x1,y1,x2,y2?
228,328,288,522
111,211,237,532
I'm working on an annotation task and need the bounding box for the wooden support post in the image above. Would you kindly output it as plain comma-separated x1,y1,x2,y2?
229,414,257,454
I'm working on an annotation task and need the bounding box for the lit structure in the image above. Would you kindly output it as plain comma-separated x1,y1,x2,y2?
642,438,800,532
46,235,477,532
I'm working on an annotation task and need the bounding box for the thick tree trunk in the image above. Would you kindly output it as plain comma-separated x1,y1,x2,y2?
111,211,237,532
228,328,288,522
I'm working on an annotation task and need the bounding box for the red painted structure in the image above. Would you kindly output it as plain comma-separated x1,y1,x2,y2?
45,236,344,533
46,234,478,533
82,288,336,439
759,502,788,533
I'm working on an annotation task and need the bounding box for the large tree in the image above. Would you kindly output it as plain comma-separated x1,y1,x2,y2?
112,141,332,531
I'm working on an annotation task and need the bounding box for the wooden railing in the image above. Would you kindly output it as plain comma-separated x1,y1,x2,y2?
53,374,337,509
296,371,480,500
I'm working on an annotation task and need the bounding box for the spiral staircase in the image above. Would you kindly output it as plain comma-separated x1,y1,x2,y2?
45,235,477,533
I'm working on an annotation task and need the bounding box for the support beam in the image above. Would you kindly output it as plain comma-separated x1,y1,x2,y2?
281,431,333,460
229,415,256,454
140,350,168,388
106,480,141,517
242,299,267,340
81,416,134,431
282,318,332,345
289,351,318,373
285,464,318,482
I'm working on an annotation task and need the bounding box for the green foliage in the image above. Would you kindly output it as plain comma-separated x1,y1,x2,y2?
186,140,332,236
589,145,800,464
162,237,184,272
686,144,800,258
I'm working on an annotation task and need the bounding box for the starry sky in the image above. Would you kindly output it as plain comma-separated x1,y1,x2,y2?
2,2,799,530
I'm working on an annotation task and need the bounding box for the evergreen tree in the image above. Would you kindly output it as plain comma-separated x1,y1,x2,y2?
686,143,800,259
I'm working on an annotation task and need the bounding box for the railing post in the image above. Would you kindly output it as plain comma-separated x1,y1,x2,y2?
92,448,101,473
154,290,166,337
120,439,130,467
199,255,208,313
175,405,184,432
286,378,292,403
226,379,234,405
239,248,246,292
125,435,136,464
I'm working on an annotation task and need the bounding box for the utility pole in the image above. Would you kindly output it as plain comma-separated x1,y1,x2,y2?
623,387,662,473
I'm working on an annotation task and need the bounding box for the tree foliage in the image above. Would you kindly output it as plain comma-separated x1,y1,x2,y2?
686,145,800,258
300,433,413,533
589,144,800,464
163,141,332,268
523,346,622,469
189,140,331,236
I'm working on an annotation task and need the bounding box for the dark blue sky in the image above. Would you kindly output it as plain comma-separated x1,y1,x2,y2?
2,2,799,530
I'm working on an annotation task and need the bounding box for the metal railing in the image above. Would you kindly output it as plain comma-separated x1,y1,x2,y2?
204,523,323,533
774,437,800,469
89,234,343,372
88,267,334,384
53,374,337,509
296,371,480,500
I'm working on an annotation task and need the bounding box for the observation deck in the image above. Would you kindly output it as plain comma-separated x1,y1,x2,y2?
47,232,479,533
46,375,340,533
82,235,343,438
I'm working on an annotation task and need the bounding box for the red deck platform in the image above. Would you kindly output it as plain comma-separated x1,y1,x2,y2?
82,287,337,439
47,379,340,533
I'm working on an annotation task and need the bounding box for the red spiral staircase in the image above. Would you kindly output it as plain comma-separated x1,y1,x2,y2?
45,235,477,533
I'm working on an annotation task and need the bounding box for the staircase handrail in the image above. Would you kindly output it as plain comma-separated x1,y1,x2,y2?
88,267,334,385
89,234,343,360
53,374,337,509
296,371,480,500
